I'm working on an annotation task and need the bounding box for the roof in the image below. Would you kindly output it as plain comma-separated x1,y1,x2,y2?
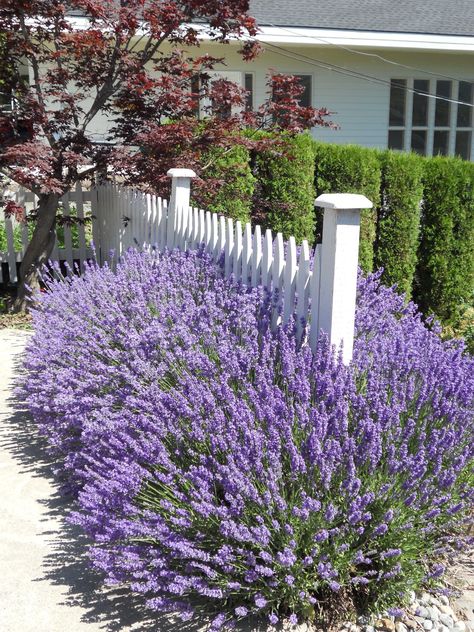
248,0,474,37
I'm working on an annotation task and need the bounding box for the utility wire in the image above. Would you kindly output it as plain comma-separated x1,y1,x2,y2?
265,23,473,84
260,40,474,109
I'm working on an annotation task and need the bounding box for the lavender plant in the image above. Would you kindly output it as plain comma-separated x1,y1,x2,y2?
21,250,474,629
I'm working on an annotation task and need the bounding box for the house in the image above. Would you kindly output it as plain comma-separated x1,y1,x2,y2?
204,0,474,160
42,1,474,161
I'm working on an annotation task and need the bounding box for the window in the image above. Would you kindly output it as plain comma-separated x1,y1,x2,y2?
388,78,473,160
295,74,312,108
190,71,252,119
244,73,254,112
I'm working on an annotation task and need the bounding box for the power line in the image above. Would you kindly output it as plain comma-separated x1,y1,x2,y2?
265,23,473,84
260,40,474,109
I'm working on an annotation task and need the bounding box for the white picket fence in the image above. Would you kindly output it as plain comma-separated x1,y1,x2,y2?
3,169,371,363
0,183,97,284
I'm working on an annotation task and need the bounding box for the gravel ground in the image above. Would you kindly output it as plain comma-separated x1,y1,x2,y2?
0,328,472,632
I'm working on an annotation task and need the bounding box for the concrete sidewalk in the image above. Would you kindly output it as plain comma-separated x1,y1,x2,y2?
0,328,171,632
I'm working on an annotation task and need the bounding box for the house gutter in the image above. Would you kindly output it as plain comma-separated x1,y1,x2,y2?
64,16,474,53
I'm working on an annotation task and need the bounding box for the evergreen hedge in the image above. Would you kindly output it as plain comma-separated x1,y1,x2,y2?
251,132,316,244
313,142,381,273
195,144,255,224
415,156,474,323
375,151,424,298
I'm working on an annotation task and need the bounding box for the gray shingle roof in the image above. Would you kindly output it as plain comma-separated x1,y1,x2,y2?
249,0,474,37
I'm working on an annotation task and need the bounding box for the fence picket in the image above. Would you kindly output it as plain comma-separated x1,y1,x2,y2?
191,207,199,249
91,185,100,263
75,182,87,273
295,240,311,343
282,236,297,325
211,212,219,259
218,216,226,258
271,233,285,329
62,193,74,272
5,216,17,283
251,225,262,287
204,211,212,253
233,220,243,280
262,229,273,288
224,217,234,277
242,222,252,285
309,244,322,352
7,179,363,365
18,188,29,256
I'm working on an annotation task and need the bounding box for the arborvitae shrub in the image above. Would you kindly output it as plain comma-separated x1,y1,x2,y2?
252,132,316,244
194,144,255,224
313,142,381,273
375,151,424,298
415,156,474,323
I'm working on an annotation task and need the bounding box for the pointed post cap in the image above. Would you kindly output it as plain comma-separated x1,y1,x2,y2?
167,168,197,178
315,193,373,209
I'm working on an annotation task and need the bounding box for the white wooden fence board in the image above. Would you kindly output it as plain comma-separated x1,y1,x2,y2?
5,217,16,282
282,236,297,325
224,217,234,277
62,193,74,272
242,222,252,285
6,180,361,364
262,228,273,288
296,240,311,343
75,182,87,273
251,224,262,287
309,244,322,352
233,220,243,280
211,212,219,259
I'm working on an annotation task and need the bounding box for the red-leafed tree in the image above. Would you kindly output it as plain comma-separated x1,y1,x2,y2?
0,0,331,310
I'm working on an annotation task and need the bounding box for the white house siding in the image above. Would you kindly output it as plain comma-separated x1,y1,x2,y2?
82,40,474,160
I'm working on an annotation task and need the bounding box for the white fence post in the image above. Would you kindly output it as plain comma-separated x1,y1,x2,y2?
167,168,196,249
315,193,372,365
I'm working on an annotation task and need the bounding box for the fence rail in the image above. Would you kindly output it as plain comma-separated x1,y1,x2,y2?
3,170,371,363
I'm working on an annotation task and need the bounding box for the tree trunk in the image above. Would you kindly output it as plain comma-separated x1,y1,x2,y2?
13,192,60,313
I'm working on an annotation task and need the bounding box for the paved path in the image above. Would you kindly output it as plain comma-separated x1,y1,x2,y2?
0,328,173,632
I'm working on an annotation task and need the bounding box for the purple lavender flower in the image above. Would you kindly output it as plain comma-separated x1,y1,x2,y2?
21,252,474,627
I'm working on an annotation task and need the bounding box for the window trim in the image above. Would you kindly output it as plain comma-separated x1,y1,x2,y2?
388,77,474,160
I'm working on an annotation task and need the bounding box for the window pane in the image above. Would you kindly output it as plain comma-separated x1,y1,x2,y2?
295,75,312,107
388,129,404,150
412,79,429,126
433,130,449,155
455,131,471,160
0,86,11,111
435,80,451,126
244,73,253,111
457,81,472,127
190,74,200,117
389,79,406,126
411,129,427,155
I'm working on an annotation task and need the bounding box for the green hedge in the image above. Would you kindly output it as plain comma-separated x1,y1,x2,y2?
251,132,316,243
415,156,474,323
313,142,381,273
195,145,255,224
374,151,424,298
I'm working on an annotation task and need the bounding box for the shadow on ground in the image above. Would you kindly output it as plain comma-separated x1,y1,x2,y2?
0,348,205,632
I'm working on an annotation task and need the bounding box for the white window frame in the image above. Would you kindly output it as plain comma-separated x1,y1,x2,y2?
388,78,474,161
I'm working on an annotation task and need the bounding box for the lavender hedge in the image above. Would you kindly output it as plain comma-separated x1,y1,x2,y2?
22,250,474,630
